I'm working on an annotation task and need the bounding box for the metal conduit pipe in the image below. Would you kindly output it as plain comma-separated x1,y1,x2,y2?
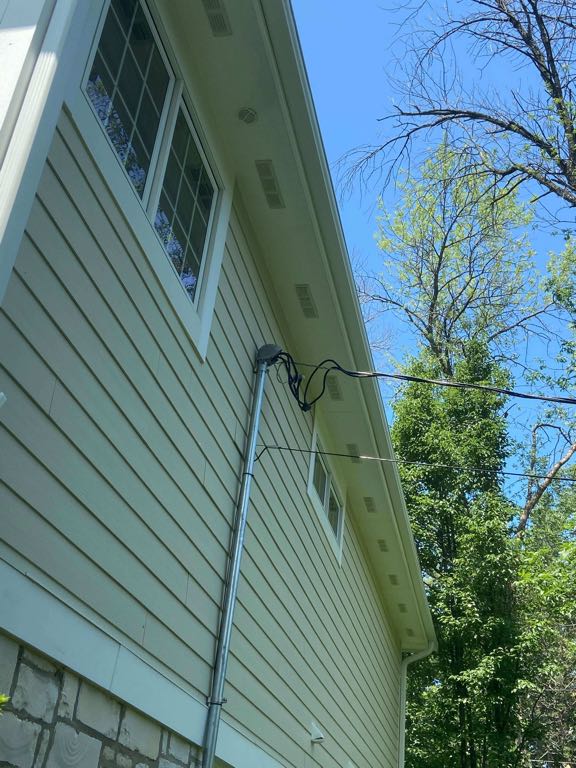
201,344,282,768
397,638,437,768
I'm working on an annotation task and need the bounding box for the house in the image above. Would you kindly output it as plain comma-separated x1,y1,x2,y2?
0,2,435,768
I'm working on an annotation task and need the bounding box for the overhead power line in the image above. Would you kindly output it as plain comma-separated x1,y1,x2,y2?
275,352,576,411
257,444,576,485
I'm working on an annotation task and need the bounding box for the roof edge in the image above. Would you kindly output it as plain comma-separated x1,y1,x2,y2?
255,0,435,648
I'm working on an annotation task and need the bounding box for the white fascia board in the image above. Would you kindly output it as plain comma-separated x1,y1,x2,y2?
254,0,435,649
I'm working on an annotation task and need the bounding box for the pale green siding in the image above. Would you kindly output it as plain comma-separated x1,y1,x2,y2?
0,110,401,768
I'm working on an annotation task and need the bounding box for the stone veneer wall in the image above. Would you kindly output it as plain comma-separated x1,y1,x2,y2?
0,633,202,768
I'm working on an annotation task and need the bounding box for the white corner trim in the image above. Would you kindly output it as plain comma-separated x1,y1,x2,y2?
0,0,86,306
0,559,285,768
0,0,57,166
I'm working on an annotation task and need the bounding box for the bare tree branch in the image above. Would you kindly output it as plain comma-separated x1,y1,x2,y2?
350,0,576,216
517,422,576,533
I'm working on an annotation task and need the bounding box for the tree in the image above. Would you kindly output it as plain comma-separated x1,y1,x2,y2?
515,487,576,765
359,143,551,377
351,0,576,213
361,144,576,533
518,419,576,533
366,146,576,766
394,345,522,767
517,240,576,533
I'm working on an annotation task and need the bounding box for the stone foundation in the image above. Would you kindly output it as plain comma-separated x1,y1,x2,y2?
0,633,202,768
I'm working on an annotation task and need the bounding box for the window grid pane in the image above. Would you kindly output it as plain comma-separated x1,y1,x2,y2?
327,489,341,538
311,440,343,545
154,107,215,301
86,0,218,308
111,0,136,35
86,0,169,198
313,454,328,506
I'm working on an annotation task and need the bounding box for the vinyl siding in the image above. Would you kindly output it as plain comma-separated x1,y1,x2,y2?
0,109,401,768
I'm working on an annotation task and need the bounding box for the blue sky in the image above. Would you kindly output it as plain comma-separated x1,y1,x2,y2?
291,1,393,268
290,2,573,491
291,0,418,373
291,0,567,359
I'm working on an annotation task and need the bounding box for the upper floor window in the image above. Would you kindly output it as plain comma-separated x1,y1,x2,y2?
85,0,217,302
308,434,344,556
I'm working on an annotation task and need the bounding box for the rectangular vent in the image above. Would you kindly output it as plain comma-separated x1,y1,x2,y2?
364,496,376,514
255,160,285,209
294,284,319,319
388,574,399,586
377,538,388,552
326,374,343,401
201,0,232,36
346,443,361,464
398,603,408,614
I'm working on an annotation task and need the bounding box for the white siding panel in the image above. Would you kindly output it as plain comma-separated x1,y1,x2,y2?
0,107,403,768
2,270,227,594
0,312,56,412
216,219,402,767
0,458,147,642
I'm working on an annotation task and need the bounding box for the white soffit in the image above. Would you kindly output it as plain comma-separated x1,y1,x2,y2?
157,0,434,650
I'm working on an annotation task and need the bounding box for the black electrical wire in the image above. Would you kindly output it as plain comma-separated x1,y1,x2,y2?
275,352,576,410
256,444,576,485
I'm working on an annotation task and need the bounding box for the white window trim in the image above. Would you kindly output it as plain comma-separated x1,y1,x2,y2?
64,0,232,360
307,424,345,562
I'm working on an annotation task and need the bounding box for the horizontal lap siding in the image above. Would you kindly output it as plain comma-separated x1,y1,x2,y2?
0,110,400,768
0,112,238,702
220,223,401,768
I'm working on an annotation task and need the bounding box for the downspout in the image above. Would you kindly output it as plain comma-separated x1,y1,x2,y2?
201,343,281,768
398,639,437,768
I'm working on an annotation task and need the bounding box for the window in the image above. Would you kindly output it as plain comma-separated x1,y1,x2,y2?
84,0,217,303
309,435,344,554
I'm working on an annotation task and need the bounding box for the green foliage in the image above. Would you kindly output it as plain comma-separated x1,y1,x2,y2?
515,494,576,764
546,239,576,389
363,143,543,376
547,237,576,315
394,346,523,767
369,136,576,768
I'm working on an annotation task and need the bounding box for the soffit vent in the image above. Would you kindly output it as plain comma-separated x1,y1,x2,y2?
388,574,399,586
201,0,232,36
294,284,319,319
346,443,361,464
255,160,285,209
364,496,376,514
377,538,388,552
326,374,343,401
398,603,408,614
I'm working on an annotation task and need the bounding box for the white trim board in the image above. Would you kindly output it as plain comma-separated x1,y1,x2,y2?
0,0,56,166
0,0,88,305
0,559,285,768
